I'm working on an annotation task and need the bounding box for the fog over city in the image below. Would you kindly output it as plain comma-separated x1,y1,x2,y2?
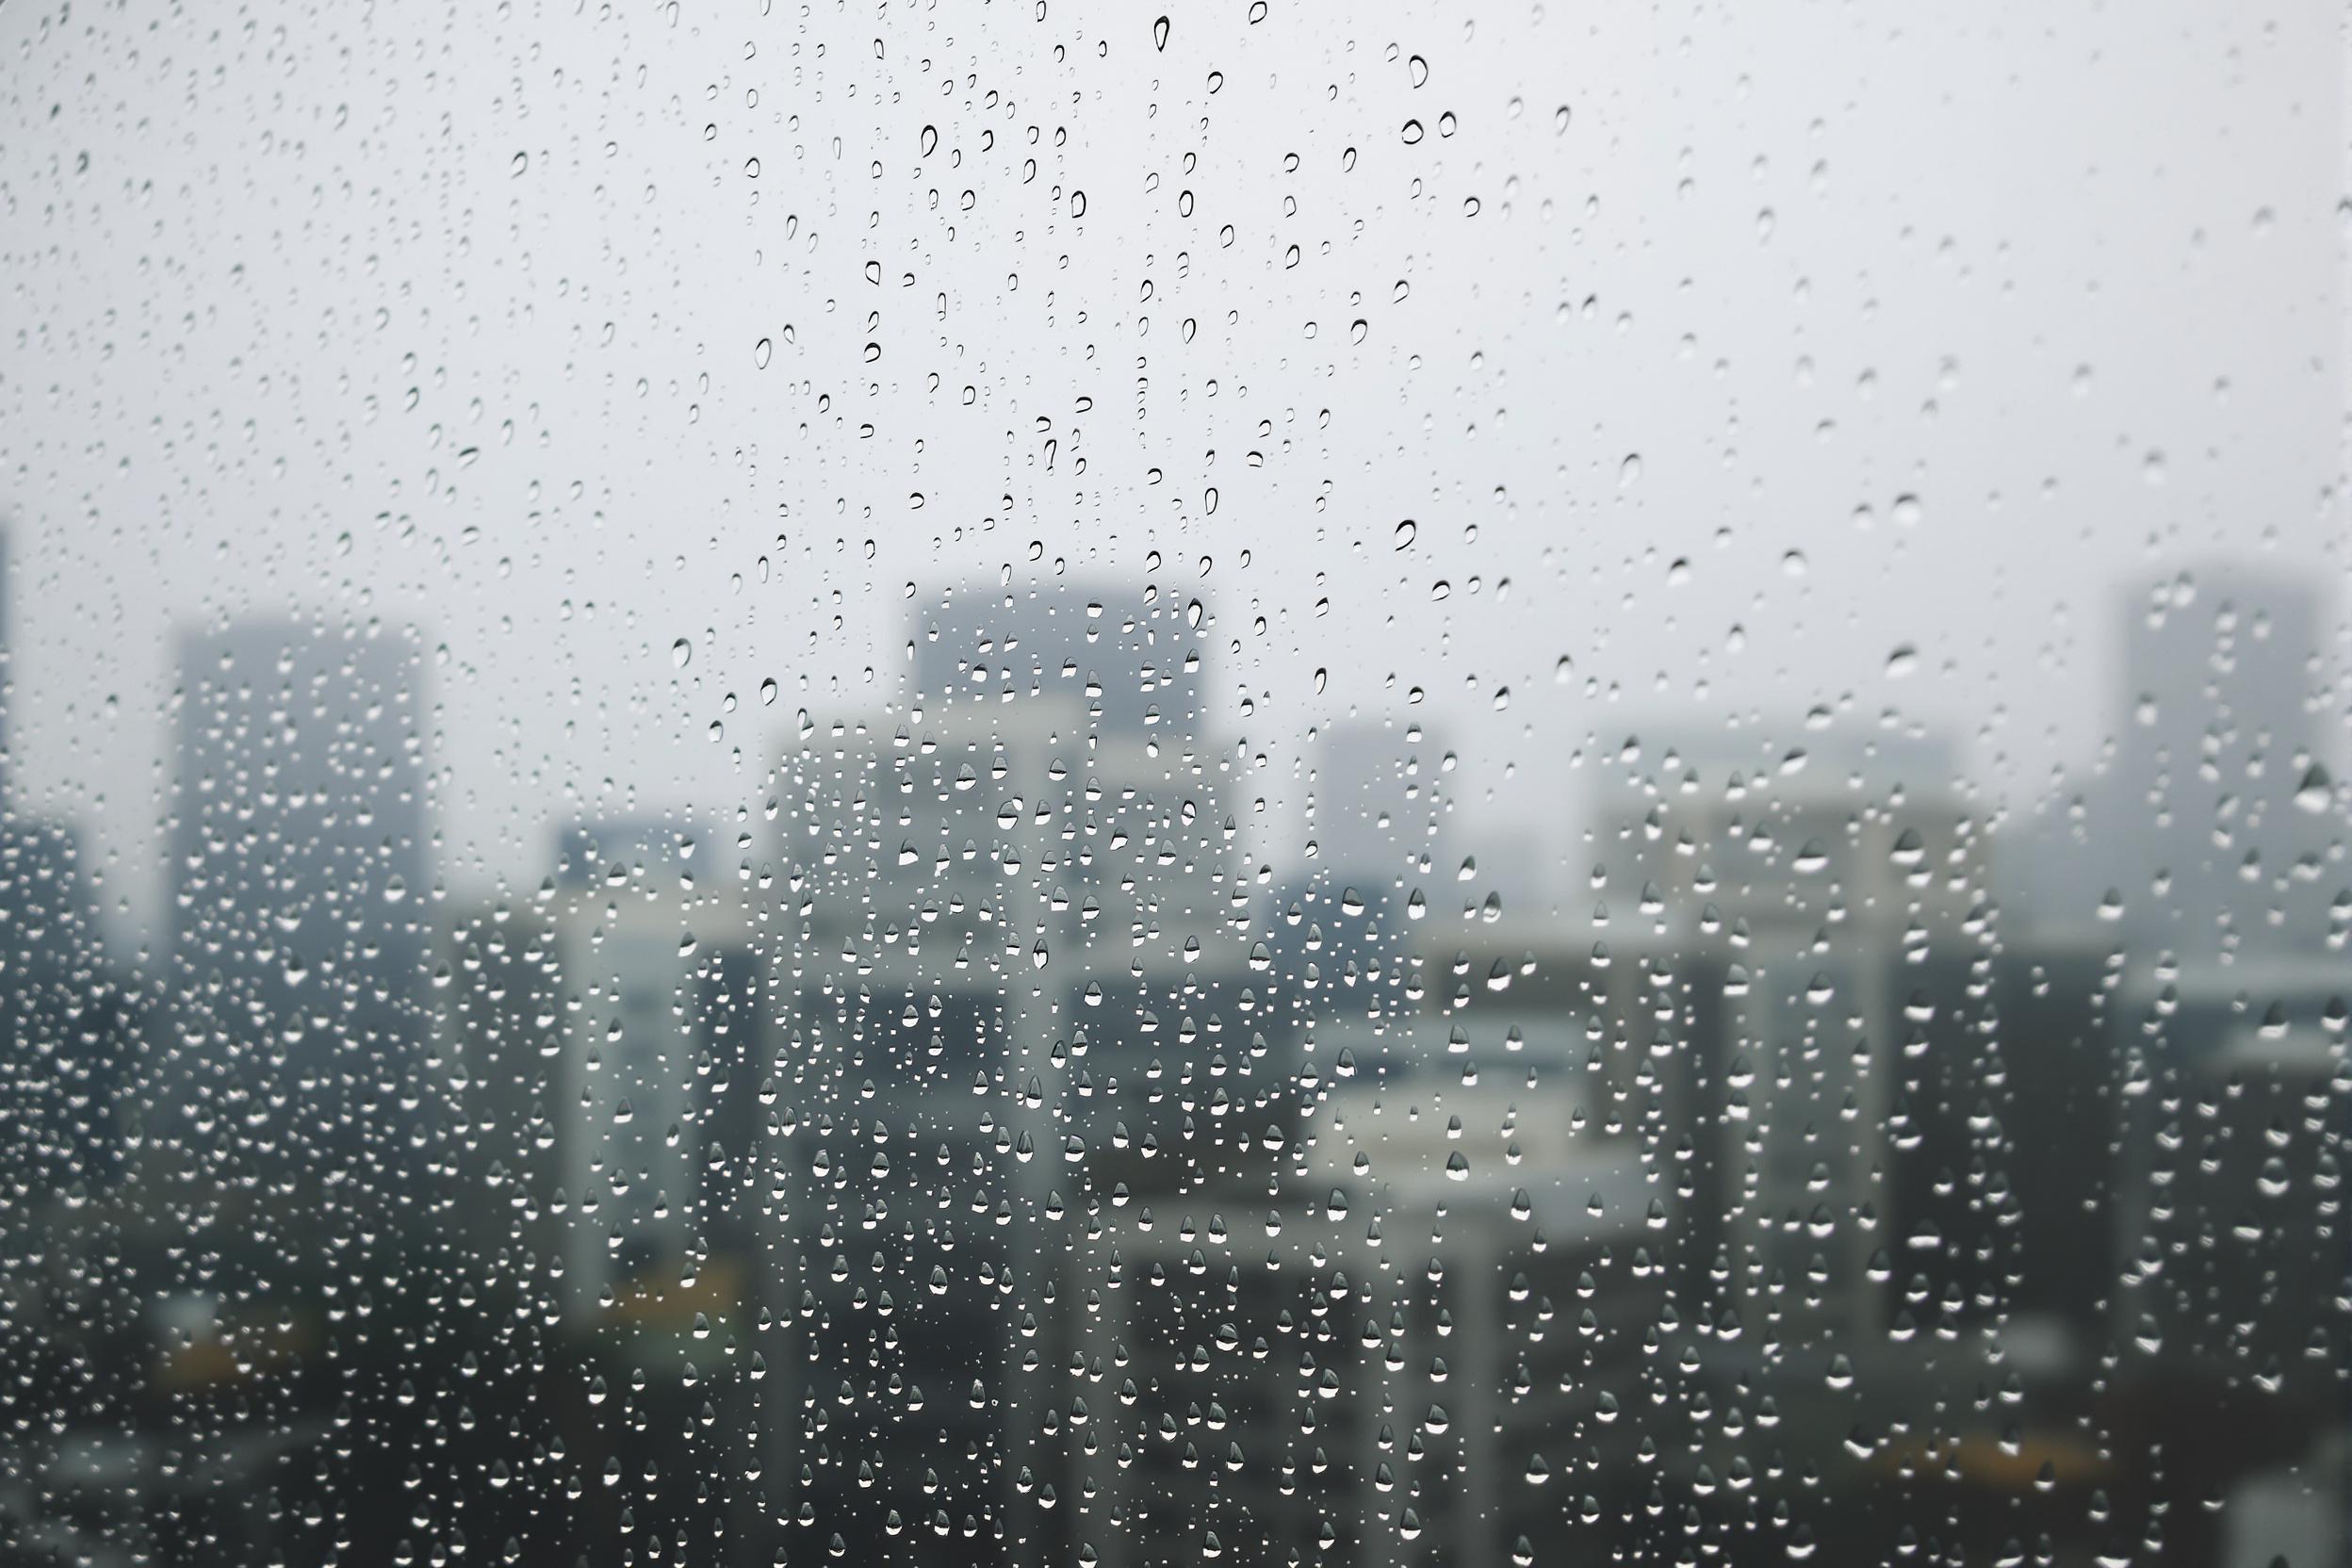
3,0,2343,947
0,3,2348,1568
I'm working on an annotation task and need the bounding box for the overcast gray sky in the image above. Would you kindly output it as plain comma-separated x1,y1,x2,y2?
2,0,2344,950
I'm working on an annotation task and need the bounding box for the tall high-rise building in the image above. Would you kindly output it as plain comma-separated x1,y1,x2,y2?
1261,720,1455,1001
2117,566,2323,804
908,584,1212,739
537,816,761,1322
765,578,1265,1566
164,616,430,1187
1308,719,1455,887
0,820,132,1199
0,526,136,1201
0,523,13,805
2102,564,2341,954
1583,723,1993,1350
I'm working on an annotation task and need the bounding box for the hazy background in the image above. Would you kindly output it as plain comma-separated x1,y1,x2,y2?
1,0,2343,948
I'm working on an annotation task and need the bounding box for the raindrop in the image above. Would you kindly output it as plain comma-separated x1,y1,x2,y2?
2295,764,2332,814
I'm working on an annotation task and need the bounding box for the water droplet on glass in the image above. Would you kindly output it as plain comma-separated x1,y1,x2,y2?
2295,765,2333,813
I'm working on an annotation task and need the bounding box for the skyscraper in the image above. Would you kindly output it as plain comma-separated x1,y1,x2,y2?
766,578,1258,1565
0,523,13,805
1305,720,1454,881
0,525,135,1200
165,616,431,1187
2105,564,2340,954
908,583,1211,738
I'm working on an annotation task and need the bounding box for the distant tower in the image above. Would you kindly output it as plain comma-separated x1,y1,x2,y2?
1310,719,1454,886
0,523,13,812
909,581,1210,737
166,616,431,1184
0,522,133,1199
2107,564,2336,953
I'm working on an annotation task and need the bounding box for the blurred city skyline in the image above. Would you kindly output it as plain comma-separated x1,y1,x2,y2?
3,0,2344,950
0,1,2346,1563
0,535,2343,963
0,530,2343,1568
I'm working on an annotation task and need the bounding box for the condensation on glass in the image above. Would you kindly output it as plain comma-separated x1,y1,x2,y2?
0,4,2345,1568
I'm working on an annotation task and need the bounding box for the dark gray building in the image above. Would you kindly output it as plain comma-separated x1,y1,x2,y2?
0,820,135,1199
165,616,431,1186
908,580,1210,735
0,529,137,1201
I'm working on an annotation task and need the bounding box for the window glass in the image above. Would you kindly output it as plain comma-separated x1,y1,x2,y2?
0,4,2345,1567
